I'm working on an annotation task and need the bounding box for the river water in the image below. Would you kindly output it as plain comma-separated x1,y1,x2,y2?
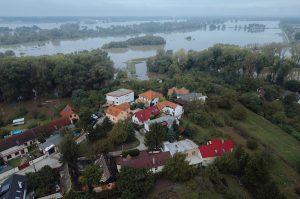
0,20,283,79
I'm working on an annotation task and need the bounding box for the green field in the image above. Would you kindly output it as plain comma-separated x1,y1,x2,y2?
237,109,300,168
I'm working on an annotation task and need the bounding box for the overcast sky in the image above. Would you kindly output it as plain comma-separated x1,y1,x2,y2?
1,0,300,17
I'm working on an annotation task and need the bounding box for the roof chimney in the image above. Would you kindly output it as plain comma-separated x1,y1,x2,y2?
153,157,156,165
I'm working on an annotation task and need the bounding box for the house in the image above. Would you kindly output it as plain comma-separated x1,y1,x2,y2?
157,101,184,118
144,116,178,132
132,105,160,125
60,105,79,123
60,105,74,118
198,139,234,166
95,154,118,184
137,90,163,106
0,117,72,162
115,150,171,173
106,89,134,105
106,103,131,123
177,92,208,102
167,87,190,97
0,174,27,199
162,139,201,165
38,134,64,155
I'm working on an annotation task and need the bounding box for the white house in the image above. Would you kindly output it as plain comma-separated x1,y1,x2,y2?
144,116,178,132
157,101,184,118
177,92,208,102
137,90,163,107
162,139,202,165
106,89,134,105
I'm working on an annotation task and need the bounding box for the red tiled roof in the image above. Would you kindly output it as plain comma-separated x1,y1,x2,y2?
60,105,74,118
198,139,234,158
134,105,160,123
139,90,163,101
168,87,190,96
106,103,130,117
0,117,71,152
157,101,179,110
115,151,171,169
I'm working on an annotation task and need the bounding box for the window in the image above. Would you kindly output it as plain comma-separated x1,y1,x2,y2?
7,155,12,160
21,150,25,154
24,143,27,146
15,152,19,156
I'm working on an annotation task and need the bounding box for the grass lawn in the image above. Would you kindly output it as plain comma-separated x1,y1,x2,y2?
7,157,22,168
237,109,300,168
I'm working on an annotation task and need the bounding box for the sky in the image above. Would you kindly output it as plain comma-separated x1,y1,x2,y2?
1,0,300,17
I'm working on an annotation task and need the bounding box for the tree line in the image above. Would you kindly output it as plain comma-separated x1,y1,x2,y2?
0,49,114,101
0,19,223,45
102,35,166,49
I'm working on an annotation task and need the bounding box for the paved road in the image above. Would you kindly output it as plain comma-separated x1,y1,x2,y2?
109,130,147,157
0,153,62,183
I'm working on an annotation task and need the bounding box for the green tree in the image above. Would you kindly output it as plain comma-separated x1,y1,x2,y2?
81,164,102,193
163,153,193,182
145,123,167,151
72,89,88,107
108,121,134,145
60,135,79,170
88,117,113,142
117,167,154,199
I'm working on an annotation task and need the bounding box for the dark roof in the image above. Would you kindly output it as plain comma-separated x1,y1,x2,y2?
95,154,118,183
115,151,171,169
0,174,27,199
0,117,71,152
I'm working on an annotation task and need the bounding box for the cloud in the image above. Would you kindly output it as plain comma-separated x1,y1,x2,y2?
0,0,299,17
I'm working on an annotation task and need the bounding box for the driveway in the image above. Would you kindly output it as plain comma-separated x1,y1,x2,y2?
109,130,147,157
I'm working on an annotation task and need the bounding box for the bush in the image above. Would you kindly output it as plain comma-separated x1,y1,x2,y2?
27,122,38,129
16,106,28,118
247,139,258,150
230,105,247,121
122,149,140,157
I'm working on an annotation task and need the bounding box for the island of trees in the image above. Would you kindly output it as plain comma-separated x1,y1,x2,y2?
102,35,166,49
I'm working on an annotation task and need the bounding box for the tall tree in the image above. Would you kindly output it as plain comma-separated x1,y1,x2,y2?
60,135,79,170
117,167,154,199
144,123,167,151
163,153,193,182
81,164,102,193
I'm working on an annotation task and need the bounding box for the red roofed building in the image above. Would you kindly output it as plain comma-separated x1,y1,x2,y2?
198,139,234,166
157,101,184,118
115,150,171,173
0,117,72,162
106,103,131,123
167,87,190,96
132,105,160,125
60,105,74,118
137,90,163,107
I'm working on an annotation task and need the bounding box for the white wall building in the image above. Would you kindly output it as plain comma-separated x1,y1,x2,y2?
157,101,184,119
162,139,202,165
106,89,134,105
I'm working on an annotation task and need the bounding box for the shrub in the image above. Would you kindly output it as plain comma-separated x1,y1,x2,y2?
122,149,140,157
27,122,38,129
230,105,247,121
16,106,28,118
247,139,258,150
